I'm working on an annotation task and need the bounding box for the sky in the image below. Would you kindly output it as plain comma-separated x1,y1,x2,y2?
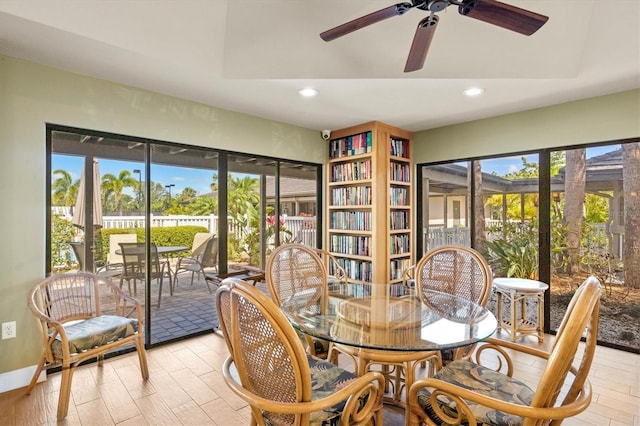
469,145,618,176
53,144,620,196
53,154,216,197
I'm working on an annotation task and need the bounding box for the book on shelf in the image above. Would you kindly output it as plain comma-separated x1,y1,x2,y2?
329,131,373,159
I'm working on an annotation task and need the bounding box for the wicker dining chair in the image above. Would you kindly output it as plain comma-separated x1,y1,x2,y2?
265,243,331,358
25,272,149,420
407,276,601,426
326,245,493,405
216,278,385,425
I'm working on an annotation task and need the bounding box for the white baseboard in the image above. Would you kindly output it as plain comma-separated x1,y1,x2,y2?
0,366,45,394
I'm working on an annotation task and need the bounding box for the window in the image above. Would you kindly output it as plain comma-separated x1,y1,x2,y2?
417,140,640,353
48,125,321,346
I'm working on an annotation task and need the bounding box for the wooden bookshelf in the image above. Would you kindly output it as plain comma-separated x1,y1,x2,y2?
326,121,413,297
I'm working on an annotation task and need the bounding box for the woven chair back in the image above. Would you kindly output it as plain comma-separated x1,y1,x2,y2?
29,272,102,324
415,245,492,308
216,278,312,425
266,243,327,314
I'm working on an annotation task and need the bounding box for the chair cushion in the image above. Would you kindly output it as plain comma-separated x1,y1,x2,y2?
416,360,534,426
52,315,139,357
307,354,370,425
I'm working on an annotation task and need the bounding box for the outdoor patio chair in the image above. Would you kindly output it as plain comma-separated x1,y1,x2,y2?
69,241,121,280
104,233,137,270
119,242,173,308
175,233,218,291
25,272,149,420
407,276,601,426
216,278,385,425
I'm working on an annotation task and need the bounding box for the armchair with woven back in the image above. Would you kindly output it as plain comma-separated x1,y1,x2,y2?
407,275,602,425
265,243,333,359
326,245,493,407
25,272,149,420
215,277,385,425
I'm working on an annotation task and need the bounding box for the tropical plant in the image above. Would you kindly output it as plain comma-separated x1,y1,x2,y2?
101,170,139,215
485,221,538,279
185,196,217,215
52,169,79,206
51,214,77,269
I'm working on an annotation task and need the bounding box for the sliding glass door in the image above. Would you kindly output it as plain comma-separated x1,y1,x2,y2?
417,140,640,353
48,125,322,347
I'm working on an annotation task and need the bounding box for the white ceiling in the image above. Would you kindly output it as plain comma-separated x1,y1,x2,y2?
0,0,638,133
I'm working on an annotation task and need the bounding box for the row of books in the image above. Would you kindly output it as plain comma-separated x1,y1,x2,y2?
331,186,372,206
329,132,372,159
389,187,408,206
390,211,409,229
329,282,372,298
389,234,410,255
336,258,373,282
390,258,412,281
329,235,371,256
330,159,372,182
389,282,409,297
389,137,410,158
389,162,410,182
330,211,372,231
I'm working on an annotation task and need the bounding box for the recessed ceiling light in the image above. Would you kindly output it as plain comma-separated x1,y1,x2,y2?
464,87,485,97
298,87,319,97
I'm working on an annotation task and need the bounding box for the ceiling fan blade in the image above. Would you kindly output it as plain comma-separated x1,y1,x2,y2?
320,2,413,42
404,15,439,72
458,0,548,36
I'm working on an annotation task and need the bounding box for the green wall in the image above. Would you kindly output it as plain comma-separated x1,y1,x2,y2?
0,55,325,383
1,53,638,391
413,89,640,163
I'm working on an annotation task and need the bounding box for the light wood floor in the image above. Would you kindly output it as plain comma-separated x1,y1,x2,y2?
1,331,638,425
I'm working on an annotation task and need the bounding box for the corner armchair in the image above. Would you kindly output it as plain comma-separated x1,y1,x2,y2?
25,272,149,420
407,276,601,426
216,278,385,425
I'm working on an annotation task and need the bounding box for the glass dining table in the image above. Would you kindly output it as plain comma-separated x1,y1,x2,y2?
280,287,497,407
281,289,497,352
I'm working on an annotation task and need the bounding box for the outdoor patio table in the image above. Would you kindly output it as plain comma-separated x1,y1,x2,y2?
115,245,189,256
115,245,188,278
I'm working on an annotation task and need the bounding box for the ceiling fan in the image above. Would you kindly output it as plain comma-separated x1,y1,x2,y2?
320,0,549,72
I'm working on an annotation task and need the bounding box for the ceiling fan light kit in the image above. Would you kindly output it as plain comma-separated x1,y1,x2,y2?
320,0,549,72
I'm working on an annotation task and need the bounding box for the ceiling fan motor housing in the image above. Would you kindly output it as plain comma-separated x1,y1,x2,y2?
425,1,450,12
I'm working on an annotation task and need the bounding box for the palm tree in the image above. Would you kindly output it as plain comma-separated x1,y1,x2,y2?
564,149,586,275
227,175,260,227
101,170,138,215
52,169,79,206
471,160,487,256
623,142,640,288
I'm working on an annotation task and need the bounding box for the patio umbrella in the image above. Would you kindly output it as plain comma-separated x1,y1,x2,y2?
72,159,103,229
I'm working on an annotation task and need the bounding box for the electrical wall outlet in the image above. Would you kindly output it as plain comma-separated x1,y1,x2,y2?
2,321,16,339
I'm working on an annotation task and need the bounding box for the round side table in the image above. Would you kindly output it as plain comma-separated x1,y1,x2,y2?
493,277,549,342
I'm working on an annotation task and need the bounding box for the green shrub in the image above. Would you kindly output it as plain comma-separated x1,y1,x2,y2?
485,221,538,279
98,225,209,262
